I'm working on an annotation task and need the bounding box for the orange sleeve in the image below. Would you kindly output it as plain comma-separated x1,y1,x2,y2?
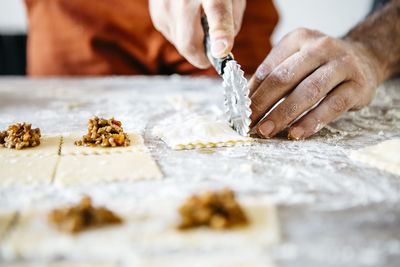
25,0,278,76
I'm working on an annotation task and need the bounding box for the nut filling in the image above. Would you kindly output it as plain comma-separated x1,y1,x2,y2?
74,116,130,147
0,123,41,150
177,188,248,230
48,196,122,234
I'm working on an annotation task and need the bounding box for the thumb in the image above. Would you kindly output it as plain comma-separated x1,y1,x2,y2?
202,0,234,58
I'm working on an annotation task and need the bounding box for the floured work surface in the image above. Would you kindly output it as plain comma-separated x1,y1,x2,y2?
1,201,279,264
350,139,400,176
0,134,61,187
0,77,400,266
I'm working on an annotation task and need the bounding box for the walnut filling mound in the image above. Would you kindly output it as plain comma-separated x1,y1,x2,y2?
48,196,123,234
177,188,248,230
0,122,41,150
74,116,130,147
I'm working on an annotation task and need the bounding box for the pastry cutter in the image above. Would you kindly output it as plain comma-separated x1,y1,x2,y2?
201,15,252,136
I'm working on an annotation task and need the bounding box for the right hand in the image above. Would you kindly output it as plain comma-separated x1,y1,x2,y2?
149,0,246,68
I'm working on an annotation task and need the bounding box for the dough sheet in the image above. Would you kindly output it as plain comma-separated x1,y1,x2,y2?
153,116,252,150
54,152,162,186
0,156,59,187
141,201,280,250
350,139,400,176
2,202,279,261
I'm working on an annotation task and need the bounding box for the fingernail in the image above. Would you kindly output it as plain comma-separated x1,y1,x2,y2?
211,38,229,58
288,127,304,140
258,120,275,138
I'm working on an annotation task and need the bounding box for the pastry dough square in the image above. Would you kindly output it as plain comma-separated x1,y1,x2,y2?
2,202,279,262
0,134,61,157
350,139,400,176
133,251,277,267
141,201,280,250
0,155,59,187
1,210,143,261
153,116,252,150
61,133,145,155
54,152,162,186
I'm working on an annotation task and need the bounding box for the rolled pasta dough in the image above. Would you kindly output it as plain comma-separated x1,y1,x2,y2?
350,139,400,176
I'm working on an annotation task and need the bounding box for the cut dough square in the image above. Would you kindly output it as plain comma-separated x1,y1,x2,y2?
140,201,280,250
0,211,16,241
0,155,59,187
132,251,277,267
153,116,252,150
1,210,143,261
54,152,162,186
2,202,279,262
0,134,61,157
350,139,400,176
61,133,145,155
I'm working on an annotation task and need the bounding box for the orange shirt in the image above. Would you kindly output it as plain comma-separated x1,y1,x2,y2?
24,0,278,76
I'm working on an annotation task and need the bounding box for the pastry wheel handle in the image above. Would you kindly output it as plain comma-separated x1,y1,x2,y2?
201,15,233,75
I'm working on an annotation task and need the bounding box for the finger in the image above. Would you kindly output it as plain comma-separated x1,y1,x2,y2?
255,60,350,138
248,28,315,96
250,49,325,127
175,2,210,68
288,82,357,140
232,0,246,36
202,0,234,58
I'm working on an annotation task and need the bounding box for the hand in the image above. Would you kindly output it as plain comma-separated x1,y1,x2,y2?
149,0,246,68
248,28,384,140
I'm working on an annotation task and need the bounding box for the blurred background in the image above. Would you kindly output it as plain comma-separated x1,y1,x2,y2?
0,0,375,75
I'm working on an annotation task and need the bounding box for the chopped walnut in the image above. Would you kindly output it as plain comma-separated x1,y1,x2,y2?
177,188,248,230
48,196,123,234
0,123,41,150
74,116,130,147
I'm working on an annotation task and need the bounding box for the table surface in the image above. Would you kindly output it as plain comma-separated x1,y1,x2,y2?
0,76,399,266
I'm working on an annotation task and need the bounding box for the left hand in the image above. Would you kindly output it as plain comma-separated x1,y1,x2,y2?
248,28,383,140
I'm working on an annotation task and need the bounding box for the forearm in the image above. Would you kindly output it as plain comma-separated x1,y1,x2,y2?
345,0,400,82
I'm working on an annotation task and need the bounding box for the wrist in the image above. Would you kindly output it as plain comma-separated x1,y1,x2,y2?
342,35,387,86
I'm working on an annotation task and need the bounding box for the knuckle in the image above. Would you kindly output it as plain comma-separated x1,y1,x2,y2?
250,96,265,113
292,27,312,39
340,53,357,68
209,1,226,12
268,68,292,88
277,103,298,118
315,36,336,50
328,95,349,113
255,63,271,81
303,79,323,101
